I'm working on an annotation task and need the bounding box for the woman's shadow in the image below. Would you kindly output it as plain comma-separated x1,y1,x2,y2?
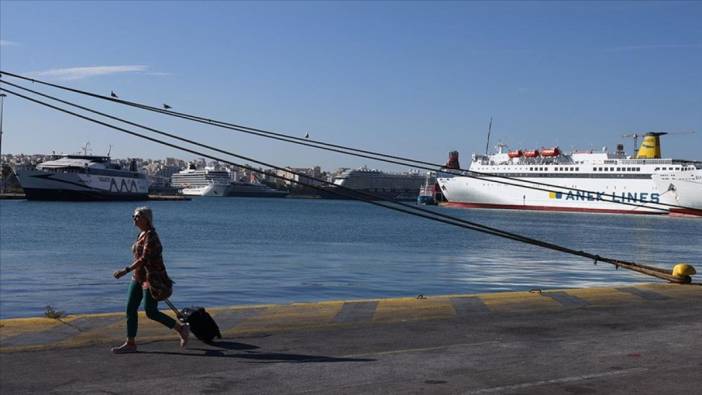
141,339,375,364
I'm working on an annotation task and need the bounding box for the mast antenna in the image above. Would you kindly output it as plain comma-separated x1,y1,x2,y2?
484,117,493,155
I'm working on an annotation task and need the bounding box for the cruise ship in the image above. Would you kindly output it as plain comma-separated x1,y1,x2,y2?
436,133,702,216
16,155,149,200
325,166,426,200
171,163,232,196
228,180,288,198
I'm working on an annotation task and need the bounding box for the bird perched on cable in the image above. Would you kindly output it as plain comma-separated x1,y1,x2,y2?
304,132,309,139
163,104,172,110
110,91,118,98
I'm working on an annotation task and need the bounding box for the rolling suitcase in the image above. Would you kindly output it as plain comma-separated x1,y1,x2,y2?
165,299,222,342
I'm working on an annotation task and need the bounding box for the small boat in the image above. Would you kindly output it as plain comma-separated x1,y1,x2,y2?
417,172,437,205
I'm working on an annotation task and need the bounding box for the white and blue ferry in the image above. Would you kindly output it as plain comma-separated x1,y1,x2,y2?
16,155,149,201
437,133,702,217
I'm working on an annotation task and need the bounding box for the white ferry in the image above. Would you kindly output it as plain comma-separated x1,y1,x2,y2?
16,155,149,201
436,133,702,216
171,163,232,196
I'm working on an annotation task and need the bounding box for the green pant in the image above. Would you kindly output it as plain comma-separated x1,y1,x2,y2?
126,280,176,338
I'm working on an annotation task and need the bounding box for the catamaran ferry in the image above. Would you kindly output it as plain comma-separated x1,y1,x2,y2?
16,155,149,201
436,133,702,216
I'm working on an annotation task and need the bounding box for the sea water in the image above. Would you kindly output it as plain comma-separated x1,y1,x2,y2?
1,198,700,318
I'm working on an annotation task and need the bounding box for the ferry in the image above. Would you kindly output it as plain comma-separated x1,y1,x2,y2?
436,133,702,216
16,155,149,201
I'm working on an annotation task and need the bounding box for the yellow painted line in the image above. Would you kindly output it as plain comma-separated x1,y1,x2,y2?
562,287,640,305
233,301,344,333
373,296,455,322
2,284,700,353
635,283,702,297
478,291,562,313
0,317,66,340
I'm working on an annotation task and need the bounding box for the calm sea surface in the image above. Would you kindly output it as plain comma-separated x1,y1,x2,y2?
1,198,700,318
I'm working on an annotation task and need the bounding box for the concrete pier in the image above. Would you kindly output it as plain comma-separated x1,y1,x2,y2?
1,283,701,393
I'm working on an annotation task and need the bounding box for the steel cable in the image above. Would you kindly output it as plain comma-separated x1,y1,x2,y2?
0,71,697,214
0,85,688,283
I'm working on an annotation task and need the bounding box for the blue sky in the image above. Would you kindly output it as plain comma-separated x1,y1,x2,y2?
1,1,700,170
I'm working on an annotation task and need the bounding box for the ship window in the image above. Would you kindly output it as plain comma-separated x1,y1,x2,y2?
616,167,620,171
604,168,608,172
576,167,579,171
655,167,659,171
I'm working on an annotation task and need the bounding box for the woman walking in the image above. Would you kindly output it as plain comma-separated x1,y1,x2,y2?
112,207,189,354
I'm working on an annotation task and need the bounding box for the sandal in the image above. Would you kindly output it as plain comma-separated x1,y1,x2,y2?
178,324,190,349
111,343,137,354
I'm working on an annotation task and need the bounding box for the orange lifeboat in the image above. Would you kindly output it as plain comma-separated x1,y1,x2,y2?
523,150,539,158
540,147,560,157
507,150,523,158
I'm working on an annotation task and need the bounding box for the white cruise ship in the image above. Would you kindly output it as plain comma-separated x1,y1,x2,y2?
16,155,149,200
171,163,232,197
436,133,702,216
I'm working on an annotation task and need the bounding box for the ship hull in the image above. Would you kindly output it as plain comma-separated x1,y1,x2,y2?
313,187,420,201
651,173,702,216
17,170,149,201
437,174,700,216
181,183,230,197
440,201,666,215
227,190,288,198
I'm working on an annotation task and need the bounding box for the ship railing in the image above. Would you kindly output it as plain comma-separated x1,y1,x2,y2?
619,158,673,165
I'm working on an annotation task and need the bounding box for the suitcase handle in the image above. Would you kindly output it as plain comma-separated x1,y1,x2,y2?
164,299,184,320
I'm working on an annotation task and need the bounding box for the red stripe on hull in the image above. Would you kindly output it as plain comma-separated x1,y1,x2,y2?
440,202,672,216
668,208,702,218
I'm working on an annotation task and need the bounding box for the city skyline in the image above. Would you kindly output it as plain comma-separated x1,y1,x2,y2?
1,1,701,171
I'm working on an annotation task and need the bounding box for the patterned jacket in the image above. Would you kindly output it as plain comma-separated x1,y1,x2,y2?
131,228,166,285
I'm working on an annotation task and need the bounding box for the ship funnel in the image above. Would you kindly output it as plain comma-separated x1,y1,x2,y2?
635,132,667,159
445,151,460,170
